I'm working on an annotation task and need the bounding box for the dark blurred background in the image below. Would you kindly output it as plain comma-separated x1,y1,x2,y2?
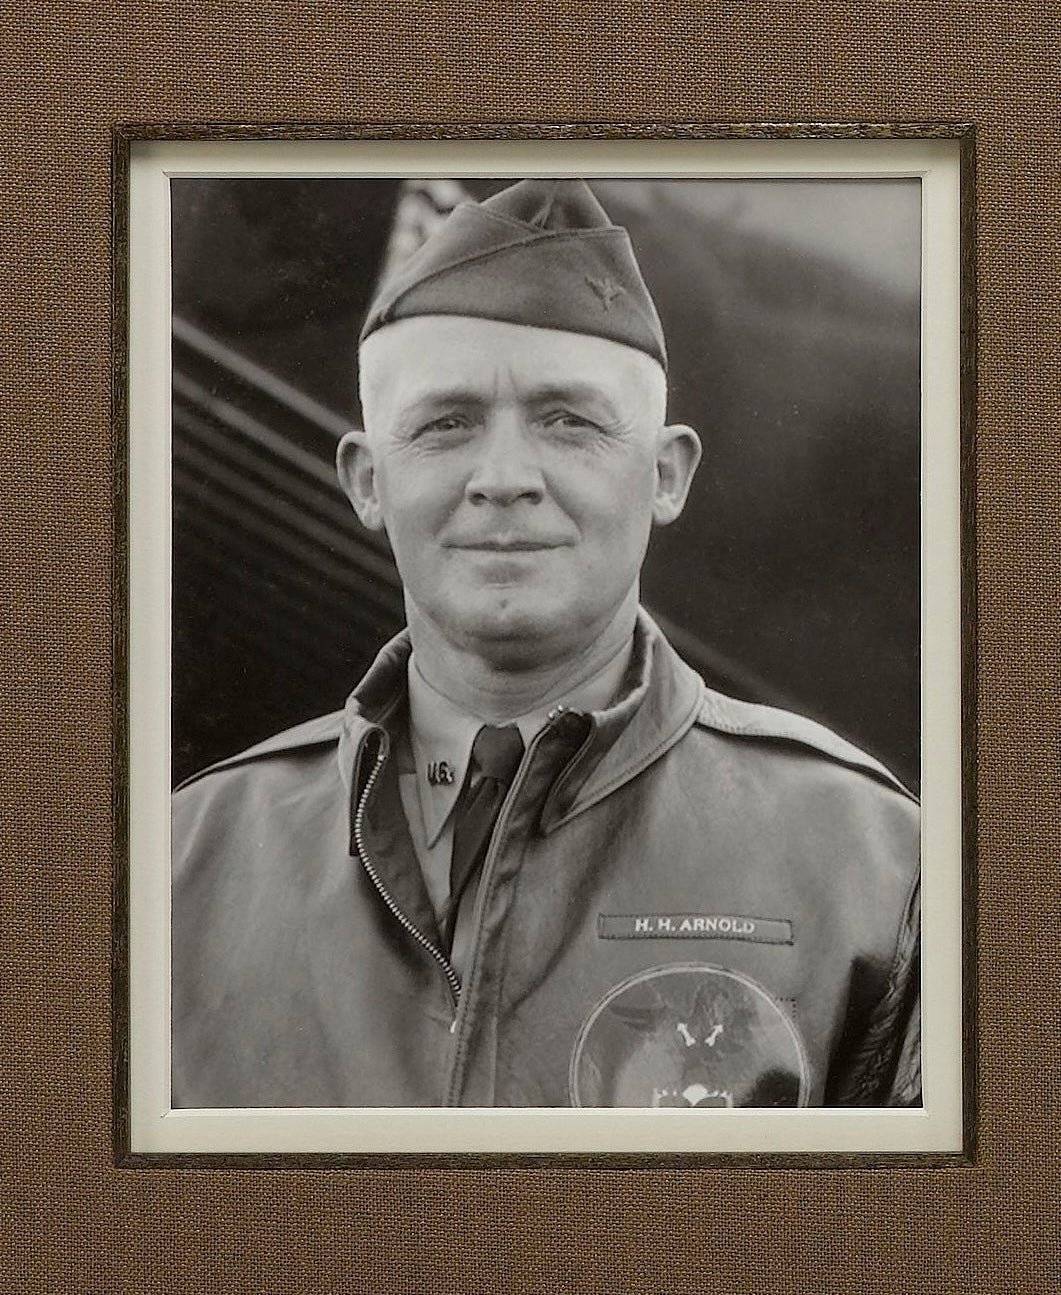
171,177,921,789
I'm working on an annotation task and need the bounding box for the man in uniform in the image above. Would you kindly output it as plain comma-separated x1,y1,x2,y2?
172,179,920,1109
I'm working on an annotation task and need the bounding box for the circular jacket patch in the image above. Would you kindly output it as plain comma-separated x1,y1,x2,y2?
569,963,810,1108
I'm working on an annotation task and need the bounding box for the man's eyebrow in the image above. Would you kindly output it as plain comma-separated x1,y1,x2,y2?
399,382,613,404
387,381,624,423
395,387,489,414
524,382,618,408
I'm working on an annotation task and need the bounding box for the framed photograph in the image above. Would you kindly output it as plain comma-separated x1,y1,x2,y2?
115,126,973,1161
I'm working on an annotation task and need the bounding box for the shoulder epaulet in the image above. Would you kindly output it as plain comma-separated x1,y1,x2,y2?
174,710,345,793
695,688,917,803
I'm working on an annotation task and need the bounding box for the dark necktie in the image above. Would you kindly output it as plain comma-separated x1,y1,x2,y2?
444,724,524,953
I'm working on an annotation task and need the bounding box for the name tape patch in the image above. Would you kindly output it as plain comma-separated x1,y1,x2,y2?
598,914,793,945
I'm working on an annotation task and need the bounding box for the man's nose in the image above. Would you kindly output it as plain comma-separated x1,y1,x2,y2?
464,414,545,505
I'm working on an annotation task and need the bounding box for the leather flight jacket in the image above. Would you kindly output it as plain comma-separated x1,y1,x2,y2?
172,611,920,1109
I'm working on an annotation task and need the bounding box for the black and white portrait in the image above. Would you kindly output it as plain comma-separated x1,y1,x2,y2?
165,171,925,1118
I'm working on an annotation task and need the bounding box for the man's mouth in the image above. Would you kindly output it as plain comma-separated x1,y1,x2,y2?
455,539,565,552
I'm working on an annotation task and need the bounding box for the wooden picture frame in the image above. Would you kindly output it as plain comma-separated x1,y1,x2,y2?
9,0,1060,1275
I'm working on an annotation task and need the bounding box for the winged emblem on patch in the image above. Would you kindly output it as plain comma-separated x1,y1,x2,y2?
569,964,810,1108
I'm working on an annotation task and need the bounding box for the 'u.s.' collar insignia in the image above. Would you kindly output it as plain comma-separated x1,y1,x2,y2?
569,964,810,1108
426,760,455,786
585,274,625,310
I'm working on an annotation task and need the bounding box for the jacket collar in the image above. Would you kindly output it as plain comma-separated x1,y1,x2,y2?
536,610,704,831
337,609,704,828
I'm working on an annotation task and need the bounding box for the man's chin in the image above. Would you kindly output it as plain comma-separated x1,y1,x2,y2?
454,601,565,664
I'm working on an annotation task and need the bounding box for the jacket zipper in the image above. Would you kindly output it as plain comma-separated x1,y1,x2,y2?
352,738,462,1002
354,712,579,1102
441,713,574,1104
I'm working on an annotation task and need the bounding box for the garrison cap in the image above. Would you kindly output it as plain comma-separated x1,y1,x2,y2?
359,179,667,369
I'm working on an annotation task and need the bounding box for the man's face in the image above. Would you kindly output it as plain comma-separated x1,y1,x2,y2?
340,316,700,668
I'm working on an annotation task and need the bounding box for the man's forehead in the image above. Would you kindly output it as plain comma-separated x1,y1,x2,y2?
359,315,662,410
362,314,634,363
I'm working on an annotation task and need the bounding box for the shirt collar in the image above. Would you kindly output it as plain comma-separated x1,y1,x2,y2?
407,640,633,848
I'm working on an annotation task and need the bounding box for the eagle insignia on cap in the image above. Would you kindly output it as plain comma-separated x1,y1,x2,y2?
585,274,626,310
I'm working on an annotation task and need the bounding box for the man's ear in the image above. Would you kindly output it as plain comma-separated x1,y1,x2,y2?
336,430,385,532
652,423,702,526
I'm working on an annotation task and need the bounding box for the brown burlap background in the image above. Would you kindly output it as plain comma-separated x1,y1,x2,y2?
3,5,1059,1292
